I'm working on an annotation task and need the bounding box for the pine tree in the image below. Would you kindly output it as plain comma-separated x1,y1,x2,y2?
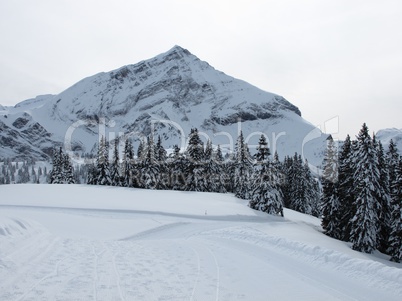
137,139,145,161
155,135,168,189
337,135,355,241
374,138,391,253
249,148,284,216
287,154,304,212
234,131,253,199
304,160,320,217
170,145,188,191
388,142,402,262
50,148,63,184
96,137,111,185
63,153,75,184
321,137,342,239
155,135,167,163
185,128,205,191
87,164,97,185
31,165,37,184
122,138,134,187
110,138,121,186
141,134,160,189
211,144,227,193
255,134,271,163
349,123,381,253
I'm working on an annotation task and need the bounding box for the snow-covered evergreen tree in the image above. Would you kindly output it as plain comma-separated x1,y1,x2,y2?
50,148,63,184
254,134,270,163
249,139,283,216
234,131,253,199
155,135,167,163
349,123,381,253
110,138,121,186
304,160,320,217
141,134,160,189
155,135,168,189
96,137,111,185
87,164,97,185
374,137,391,253
388,143,402,262
185,128,206,192
122,138,134,187
320,137,342,239
337,134,355,242
169,145,188,191
63,153,75,184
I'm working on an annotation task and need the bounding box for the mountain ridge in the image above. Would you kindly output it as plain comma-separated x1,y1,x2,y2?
0,45,325,165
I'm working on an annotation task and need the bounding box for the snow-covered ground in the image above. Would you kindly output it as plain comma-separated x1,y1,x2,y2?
0,185,401,300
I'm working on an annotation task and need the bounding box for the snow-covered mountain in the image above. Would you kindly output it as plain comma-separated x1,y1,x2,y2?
0,46,328,165
377,128,402,153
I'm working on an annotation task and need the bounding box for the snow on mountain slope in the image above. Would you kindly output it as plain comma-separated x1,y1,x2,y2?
0,184,401,300
377,128,402,153
1,46,328,166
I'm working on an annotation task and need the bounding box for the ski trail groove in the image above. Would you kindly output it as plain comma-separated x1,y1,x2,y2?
16,256,70,301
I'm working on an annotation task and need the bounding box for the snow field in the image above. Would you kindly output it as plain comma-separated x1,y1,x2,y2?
1,184,401,300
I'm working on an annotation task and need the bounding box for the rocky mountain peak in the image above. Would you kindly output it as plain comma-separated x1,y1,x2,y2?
0,46,327,163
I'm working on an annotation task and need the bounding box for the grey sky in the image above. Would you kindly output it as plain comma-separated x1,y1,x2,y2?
1,0,401,139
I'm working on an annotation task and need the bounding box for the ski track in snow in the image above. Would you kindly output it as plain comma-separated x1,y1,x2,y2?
1,189,402,300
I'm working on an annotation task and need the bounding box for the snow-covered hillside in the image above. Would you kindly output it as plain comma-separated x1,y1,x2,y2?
0,46,328,166
377,128,402,153
1,185,401,300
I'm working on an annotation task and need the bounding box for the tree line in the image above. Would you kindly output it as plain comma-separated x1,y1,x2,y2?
0,158,48,184
86,128,321,218
49,123,402,262
321,123,402,262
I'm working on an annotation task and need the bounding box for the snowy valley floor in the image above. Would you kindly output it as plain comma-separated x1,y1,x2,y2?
0,185,401,301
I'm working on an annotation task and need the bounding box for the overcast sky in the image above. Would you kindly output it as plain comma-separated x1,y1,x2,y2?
1,0,401,139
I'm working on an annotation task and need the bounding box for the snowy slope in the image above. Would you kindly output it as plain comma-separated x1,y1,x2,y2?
377,128,402,153
0,46,328,166
1,184,401,300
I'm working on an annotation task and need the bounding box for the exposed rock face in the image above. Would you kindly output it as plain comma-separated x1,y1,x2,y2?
0,46,327,164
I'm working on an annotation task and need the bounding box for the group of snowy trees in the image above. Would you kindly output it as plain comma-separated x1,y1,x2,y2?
86,128,322,218
282,154,321,217
49,147,76,184
0,159,48,184
321,123,402,262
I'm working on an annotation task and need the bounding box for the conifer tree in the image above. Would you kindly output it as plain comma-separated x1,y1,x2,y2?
96,137,111,185
50,147,63,184
255,134,270,163
155,135,167,163
87,164,97,185
110,138,121,186
321,138,342,239
249,142,283,216
63,153,75,184
141,134,160,189
185,128,205,191
170,145,188,191
388,142,402,262
211,144,227,193
374,138,391,253
337,135,355,241
349,123,381,253
137,139,145,161
234,131,253,199
287,154,305,212
304,160,320,217
122,138,134,187
155,135,168,189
